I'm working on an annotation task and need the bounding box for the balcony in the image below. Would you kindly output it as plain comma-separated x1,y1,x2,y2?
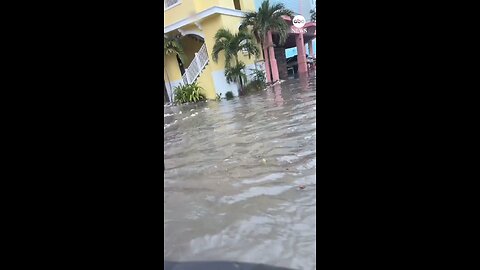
164,0,181,11
164,0,251,31
164,0,195,27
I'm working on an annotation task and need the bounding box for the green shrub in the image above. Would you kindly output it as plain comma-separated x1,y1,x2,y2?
243,69,266,94
244,79,266,93
225,91,234,100
250,69,266,84
173,82,206,104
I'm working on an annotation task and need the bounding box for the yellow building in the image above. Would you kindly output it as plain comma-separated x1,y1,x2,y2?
164,0,264,101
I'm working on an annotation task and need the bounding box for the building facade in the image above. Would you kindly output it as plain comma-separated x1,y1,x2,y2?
164,0,262,101
254,0,317,58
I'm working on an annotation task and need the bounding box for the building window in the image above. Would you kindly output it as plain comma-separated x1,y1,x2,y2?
233,0,241,10
165,0,180,10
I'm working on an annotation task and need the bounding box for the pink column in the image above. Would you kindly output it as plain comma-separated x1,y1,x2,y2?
263,45,272,83
296,32,308,74
267,31,279,82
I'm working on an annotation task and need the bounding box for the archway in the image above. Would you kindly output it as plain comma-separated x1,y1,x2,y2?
178,33,205,69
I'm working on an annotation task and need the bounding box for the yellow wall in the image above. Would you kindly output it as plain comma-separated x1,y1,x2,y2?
194,0,256,12
164,0,257,27
164,53,182,82
164,0,225,27
220,15,261,66
201,15,227,72
201,14,260,73
194,0,255,12
164,0,196,27
164,0,260,99
196,0,255,12
196,64,216,99
195,0,232,12
239,0,256,12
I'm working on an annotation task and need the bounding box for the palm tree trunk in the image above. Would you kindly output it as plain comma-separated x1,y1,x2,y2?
234,55,243,95
260,41,265,63
239,76,243,94
164,66,173,103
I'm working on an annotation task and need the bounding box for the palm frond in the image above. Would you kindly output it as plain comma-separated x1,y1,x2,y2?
214,28,234,41
269,19,289,45
212,28,258,68
224,62,247,84
164,37,187,64
239,0,293,46
212,39,227,63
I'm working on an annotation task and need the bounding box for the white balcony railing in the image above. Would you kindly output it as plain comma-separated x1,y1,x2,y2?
182,43,209,85
164,0,180,10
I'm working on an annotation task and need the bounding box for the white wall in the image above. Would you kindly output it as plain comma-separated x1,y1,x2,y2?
244,63,260,81
164,79,183,102
210,62,265,97
211,69,239,97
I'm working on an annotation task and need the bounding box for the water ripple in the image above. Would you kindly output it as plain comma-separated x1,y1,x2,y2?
164,76,316,270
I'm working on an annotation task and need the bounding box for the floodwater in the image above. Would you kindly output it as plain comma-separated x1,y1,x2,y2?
164,75,316,270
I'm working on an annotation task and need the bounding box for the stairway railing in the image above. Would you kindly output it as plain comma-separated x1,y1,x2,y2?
182,43,209,85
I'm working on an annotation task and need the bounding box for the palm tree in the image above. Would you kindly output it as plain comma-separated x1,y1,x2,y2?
164,36,186,102
224,62,247,90
310,9,316,22
240,0,293,82
212,28,259,95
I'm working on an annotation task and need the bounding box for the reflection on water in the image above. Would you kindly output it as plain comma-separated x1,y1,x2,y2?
164,75,316,270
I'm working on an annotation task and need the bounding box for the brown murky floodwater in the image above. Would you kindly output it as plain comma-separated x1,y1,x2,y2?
164,75,316,270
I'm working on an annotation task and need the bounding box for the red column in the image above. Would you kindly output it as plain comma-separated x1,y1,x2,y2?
267,31,279,82
296,32,308,74
263,44,271,83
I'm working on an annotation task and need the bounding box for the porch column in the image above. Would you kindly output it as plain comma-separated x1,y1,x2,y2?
267,31,279,82
296,32,308,74
263,44,272,83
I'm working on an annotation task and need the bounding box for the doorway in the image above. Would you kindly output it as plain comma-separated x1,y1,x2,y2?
176,55,185,75
164,80,169,104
